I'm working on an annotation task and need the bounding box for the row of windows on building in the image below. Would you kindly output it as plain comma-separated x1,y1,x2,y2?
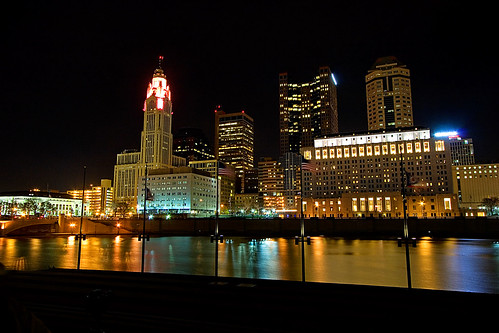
306,140,444,161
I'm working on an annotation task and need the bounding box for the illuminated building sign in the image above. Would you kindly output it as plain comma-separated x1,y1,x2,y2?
331,73,338,85
434,131,458,138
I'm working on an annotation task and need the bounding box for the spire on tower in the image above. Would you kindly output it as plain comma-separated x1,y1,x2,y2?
158,56,164,69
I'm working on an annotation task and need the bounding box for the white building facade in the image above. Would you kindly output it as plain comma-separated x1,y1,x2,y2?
0,190,84,217
137,167,217,216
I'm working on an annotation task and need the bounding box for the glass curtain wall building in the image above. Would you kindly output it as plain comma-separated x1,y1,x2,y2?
279,66,338,156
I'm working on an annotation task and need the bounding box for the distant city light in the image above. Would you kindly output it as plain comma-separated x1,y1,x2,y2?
331,73,338,85
434,131,458,138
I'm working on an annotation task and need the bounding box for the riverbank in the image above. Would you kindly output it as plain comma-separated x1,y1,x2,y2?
1,268,497,332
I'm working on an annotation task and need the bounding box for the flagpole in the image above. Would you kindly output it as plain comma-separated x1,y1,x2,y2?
141,164,148,273
299,157,305,283
400,154,412,289
215,160,219,278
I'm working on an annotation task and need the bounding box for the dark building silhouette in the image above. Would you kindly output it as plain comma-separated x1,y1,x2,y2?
174,127,214,162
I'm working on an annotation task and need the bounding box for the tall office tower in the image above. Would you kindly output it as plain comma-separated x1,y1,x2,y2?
173,127,214,162
214,106,254,192
141,56,173,167
366,56,413,131
279,66,338,156
114,57,184,208
258,157,284,211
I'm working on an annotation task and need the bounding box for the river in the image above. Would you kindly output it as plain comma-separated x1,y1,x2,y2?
1,235,498,294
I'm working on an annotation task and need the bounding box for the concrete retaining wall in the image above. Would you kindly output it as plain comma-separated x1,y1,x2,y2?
116,216,499,238
6,216,499,239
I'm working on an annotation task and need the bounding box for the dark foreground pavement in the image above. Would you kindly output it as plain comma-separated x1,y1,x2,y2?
0,268,497,332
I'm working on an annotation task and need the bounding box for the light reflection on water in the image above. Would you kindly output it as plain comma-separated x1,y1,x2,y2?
0,236,498,293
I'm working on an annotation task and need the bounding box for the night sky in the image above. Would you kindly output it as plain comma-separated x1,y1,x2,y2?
2,2,497,192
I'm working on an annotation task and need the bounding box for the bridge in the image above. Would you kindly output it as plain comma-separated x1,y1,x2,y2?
0,217,134,237
0,218,60,236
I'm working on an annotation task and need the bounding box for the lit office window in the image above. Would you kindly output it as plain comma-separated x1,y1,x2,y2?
424,141,430,152
385,197,391,211
444,198,451,210
390,144,396,155
368,197,374,212
415,142,421,153
344,147,350,158
315,149,321,160
435,140,445,152
360,198,366,211
376,197,383,212
407,142,413,153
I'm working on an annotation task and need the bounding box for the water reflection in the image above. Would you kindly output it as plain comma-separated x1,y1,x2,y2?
0,236,498,293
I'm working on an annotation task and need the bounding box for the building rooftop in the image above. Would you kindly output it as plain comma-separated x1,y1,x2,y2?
0,190,73,199
370,56,405,70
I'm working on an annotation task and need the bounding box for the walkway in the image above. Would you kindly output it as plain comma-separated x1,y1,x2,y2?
0,268,497,332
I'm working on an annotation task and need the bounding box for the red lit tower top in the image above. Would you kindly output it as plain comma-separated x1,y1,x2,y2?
144,56,171,111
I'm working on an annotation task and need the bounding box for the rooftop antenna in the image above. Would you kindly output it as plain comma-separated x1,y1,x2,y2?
158,55,164,69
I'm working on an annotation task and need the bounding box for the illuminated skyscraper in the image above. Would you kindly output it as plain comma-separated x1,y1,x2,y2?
258,157,284,211
279,66,338,156
214,106,254,192
366,56,413,130
140,56,174,167
114,57,185,208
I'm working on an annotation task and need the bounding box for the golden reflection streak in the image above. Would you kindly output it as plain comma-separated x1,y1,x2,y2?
0,238,18,269
410,238,456,290
59,236,77,269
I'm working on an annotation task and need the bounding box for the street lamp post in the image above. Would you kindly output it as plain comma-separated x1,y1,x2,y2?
296,155,312,283
140,164,150,273
399,156,414,289
77,166,87,270
211,161,224,279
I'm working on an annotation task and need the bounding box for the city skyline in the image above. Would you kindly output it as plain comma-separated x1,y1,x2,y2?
2,2,497,192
